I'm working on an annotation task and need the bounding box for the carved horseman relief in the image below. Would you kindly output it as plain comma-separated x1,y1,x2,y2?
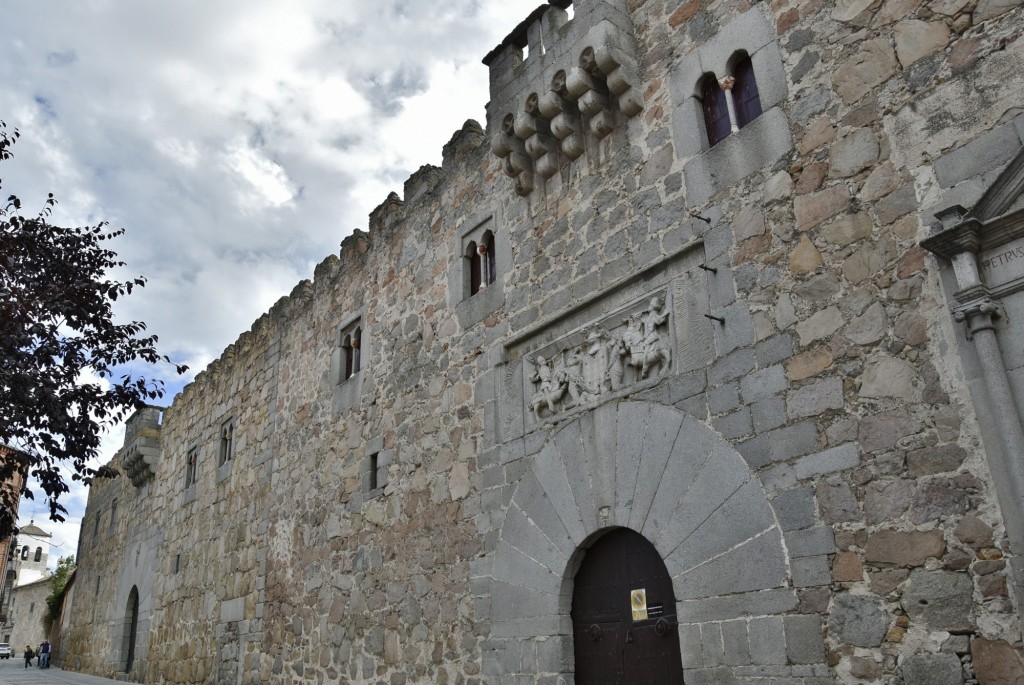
527,294,673,421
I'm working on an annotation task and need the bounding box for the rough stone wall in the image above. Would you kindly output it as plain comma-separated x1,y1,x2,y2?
63,0,1024,684
63,450,161,679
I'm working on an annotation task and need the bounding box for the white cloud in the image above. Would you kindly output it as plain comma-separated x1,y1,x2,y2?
3,0,543,569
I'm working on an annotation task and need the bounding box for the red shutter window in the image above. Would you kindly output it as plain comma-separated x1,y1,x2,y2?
702,76,731,146
732,56,762,129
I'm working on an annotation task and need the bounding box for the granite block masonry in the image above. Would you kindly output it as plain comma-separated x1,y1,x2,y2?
61,0,1024,683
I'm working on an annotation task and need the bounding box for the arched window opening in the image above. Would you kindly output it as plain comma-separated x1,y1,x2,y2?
467,240,482,296
218,419,234,466
122,586,140,673
20,546,28,561
339,319,364,383
732,54,762,129
185,447,198,488
482,230,497,288
33,547,42,562
351,328,362,374
701,74,730,147
342,333,354,379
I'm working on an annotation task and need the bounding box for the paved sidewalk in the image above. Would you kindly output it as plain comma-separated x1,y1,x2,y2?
0,657,125,684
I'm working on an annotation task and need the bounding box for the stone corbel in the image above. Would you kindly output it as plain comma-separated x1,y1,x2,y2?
583,25,644,117
566,62,616,139
491,114,535,195
545,71,586,160
516,101,559,180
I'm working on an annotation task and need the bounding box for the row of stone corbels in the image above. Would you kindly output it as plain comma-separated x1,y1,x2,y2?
121,429,162,487
490,21,643,196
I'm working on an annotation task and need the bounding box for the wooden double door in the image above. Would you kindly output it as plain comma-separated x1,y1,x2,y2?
571,529,686,684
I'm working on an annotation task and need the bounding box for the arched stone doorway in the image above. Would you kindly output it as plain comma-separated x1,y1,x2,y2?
572,528,685,684
485,400,814,681
122,586,139,673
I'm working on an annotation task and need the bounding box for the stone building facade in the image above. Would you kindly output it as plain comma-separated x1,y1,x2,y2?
64,0,1024,683
8,576,51,655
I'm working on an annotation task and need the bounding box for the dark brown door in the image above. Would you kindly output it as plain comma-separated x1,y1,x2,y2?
572,529,685,684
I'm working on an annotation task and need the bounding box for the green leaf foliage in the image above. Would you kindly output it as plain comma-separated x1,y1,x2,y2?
44,555,74,630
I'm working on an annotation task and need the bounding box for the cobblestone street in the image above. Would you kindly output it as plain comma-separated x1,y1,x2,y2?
0,658,123,685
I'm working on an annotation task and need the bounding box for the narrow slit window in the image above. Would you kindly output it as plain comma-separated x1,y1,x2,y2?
701,75,731,147
369,453,379,491
732,55,762,129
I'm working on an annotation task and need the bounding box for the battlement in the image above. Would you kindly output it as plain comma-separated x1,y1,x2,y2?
123,405,164,444
483,0,643,195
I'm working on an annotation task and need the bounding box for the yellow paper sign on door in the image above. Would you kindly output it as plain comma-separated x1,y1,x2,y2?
630,588,648,621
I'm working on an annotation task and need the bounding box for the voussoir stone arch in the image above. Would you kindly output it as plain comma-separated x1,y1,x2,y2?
485,400,796,681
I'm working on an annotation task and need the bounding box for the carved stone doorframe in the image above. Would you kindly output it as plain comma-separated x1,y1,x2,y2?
482,400,816,682
922,146,1024,626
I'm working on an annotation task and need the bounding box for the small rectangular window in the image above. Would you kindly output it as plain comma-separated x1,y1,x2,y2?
95,576,100,596
29,602,34,613
174,554,181,574
109,500,118,531
702,75,731,146
93,513,100,537
219,418,235,466
369,453,379,491
185,447,198,488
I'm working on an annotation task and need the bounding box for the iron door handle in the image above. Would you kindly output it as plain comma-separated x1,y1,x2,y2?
655,617,677,637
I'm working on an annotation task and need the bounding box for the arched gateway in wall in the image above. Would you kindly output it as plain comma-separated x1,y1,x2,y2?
485,401,819,682
122,585,139,674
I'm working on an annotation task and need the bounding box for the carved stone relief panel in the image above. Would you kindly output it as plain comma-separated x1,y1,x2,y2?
498,244,712,442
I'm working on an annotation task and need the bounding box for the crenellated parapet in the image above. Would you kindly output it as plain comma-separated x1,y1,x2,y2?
483,0,643,196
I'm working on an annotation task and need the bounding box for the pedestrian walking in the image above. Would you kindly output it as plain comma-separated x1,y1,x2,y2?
39,639,50,668
23,645,33,668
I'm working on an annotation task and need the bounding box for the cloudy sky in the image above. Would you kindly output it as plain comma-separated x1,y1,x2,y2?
3,0,545,568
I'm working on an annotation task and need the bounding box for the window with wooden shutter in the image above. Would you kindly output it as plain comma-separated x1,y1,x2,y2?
732,55,762,128
701,76,731,146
